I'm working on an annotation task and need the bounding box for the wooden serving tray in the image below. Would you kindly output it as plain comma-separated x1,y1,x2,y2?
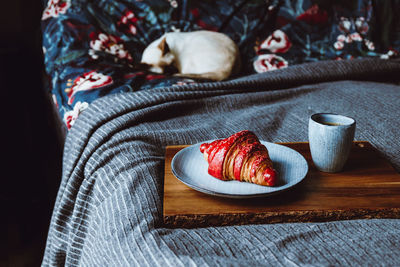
163,141,400,228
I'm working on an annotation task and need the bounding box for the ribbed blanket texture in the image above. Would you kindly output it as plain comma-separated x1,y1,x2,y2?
43,59,400,266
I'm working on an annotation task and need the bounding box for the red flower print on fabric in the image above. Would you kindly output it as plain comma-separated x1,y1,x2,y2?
167,0,178,8
364,39,375,51
42,0,71,20
190,8,218,32
63,101,89,130
334,17,372,51
173,79,196,86
123,72,145,79
296,4,328,25
334,40,344,50
355,17,369,34
89,32,133,61
380,48,398,59
259,30,292,54
117,10,140,35
66,71,113,105
52,94,59,109
338,17,352,33
253,54,288,73
145,74,166,81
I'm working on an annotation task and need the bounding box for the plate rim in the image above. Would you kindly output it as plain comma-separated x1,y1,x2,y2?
171,140,309,198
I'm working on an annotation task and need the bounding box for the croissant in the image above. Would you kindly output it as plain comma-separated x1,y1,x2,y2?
200,130,276,186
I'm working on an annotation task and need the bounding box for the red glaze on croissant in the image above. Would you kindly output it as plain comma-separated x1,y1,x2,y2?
200,130,276,186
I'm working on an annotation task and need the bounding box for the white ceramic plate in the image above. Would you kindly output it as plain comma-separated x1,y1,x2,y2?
171,141,308,198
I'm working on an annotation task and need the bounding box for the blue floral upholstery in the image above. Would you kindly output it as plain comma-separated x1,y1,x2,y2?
41,0,400,130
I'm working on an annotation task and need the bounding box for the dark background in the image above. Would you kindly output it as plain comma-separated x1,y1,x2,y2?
1,0,63,266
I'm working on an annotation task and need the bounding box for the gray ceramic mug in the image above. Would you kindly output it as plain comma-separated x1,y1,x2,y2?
308,113,356,172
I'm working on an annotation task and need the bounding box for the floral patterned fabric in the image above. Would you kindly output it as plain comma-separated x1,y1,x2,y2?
41,0,400,130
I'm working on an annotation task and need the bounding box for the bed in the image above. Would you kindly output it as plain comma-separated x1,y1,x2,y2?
41,0,400,266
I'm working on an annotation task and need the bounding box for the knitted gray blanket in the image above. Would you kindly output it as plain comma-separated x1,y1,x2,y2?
42,59,400,266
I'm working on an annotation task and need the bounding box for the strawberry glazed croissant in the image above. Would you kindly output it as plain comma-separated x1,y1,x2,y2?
199,130,276,186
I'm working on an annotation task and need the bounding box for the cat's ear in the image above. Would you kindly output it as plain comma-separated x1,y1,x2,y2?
157,37,170,56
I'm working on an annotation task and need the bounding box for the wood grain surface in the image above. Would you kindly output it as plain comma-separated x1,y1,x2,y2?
163,141,400,228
